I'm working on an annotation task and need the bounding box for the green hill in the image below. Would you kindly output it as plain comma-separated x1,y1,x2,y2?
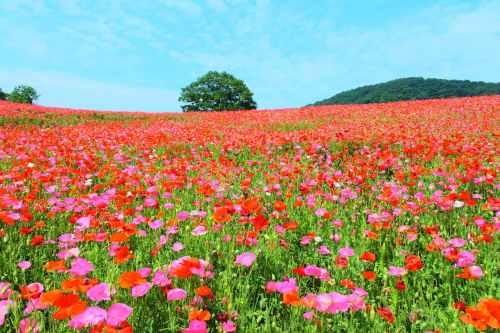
311,77,500,106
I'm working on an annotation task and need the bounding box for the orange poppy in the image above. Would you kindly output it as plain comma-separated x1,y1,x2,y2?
242,197,261,214
45,260,66,272
213,207,231,223
283,291,300,306
195,285,213,298
61,277,99,293
110,232,130,243
118,271,146,288
188,309,211,321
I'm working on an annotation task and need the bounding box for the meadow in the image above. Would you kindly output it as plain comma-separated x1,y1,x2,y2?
0,96,498,332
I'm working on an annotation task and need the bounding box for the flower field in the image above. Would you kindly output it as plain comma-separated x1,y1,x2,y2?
0,96,499,332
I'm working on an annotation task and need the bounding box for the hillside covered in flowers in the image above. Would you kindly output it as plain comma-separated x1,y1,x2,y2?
0,96,499,332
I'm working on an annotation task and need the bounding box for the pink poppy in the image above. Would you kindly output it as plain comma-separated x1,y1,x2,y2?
0,300,13,326
182,320,208,333
69,306,107,329
167,288,187,301
19,318,40,333
191,225,208,236
456,251,475,267
138,267,152,277
172,242,184,252
303,311,314,320
0,283,12,300
177,211,190,221
152,270,171,287
131,282,152,298
339,247,354,257
18,261,32,270
235,252,256,267
76,216,91,229
106,303,133,327
149,219,163,229
469,265,483,279
69,258,94,276
222,320,237,332
87,283,111,302
318,245,330,255
388,266,407,277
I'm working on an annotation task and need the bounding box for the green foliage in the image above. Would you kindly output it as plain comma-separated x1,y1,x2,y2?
0,88,7,100
7,85,39,104
179,71,257,112
312,77,500,106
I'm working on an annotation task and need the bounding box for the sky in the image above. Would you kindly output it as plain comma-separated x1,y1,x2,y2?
0,0,499,112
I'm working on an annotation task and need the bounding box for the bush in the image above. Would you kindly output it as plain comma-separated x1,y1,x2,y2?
179,71,257,112
7,85,39,104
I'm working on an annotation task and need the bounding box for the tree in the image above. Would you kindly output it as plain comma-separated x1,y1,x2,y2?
311,77,500,106
179,71,257,112
0,88,7,100
7,85,39,104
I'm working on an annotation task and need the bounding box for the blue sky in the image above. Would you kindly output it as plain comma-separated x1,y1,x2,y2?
0,0,499,112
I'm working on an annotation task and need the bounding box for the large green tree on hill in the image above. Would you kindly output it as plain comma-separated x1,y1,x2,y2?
179,71,257,112
0,88,7,100
7,85,39,104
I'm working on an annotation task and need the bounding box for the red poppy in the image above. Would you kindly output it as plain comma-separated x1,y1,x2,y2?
335,255,349,268
405,255,423,272
360,251,377,262
340,279,356,289
362,271,376,281
395,278,406,291
273,200,287,212
377,307,395,324
31,235,44,246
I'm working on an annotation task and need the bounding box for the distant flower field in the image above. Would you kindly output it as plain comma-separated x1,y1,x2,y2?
0,96,499,332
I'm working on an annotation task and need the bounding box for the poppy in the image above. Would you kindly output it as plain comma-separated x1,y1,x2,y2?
283,291,300,306
45,260,66,272
273,200,287,212
362,271,376,281
377,307,395,324
360,251,377,263
31,235,44,246
212,207,231,223
340,279,356,289
405,255,423,272
188,309,211,321
195,285,213,298
118,272,146,289
242,197,261,214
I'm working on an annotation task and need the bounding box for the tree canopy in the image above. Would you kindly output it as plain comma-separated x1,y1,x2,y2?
0,88,7,101
311,77,500,106
7,85,40,104
179,71,257,112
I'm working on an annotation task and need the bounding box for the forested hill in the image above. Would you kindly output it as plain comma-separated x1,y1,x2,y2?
311,77,500,105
